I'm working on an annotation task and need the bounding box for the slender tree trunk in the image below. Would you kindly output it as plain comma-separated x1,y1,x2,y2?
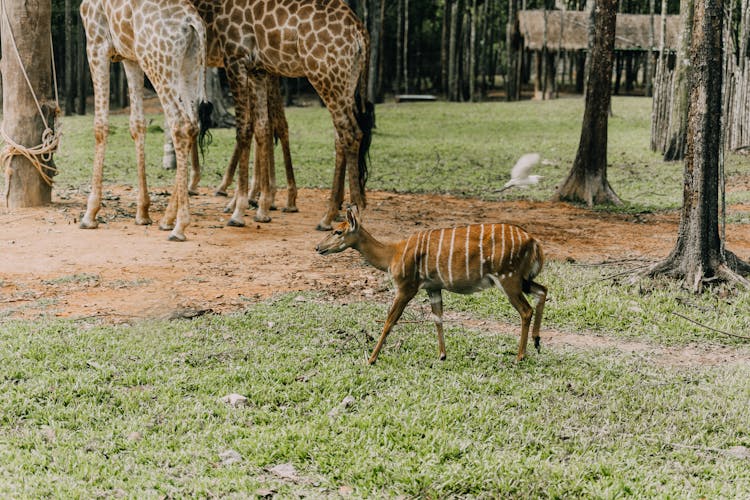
649,0,750,289
367,0,383,102
1,0,57,207
663,0,694,161
506,0,521,101
64,0,75,115
448,0,460,100
645,0,655,96
403,0,409,94
441,0,451,94
469,0,477,101
76,14,87,115
554,0,622,206
395,0,403,94
583,0,596,96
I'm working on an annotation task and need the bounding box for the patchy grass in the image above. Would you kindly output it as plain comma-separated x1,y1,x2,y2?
51,97,750,213
1,294,750,498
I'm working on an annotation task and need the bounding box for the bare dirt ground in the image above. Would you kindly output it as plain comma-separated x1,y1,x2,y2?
1,186,749,366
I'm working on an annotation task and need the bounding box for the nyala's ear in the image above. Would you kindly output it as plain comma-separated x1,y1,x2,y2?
346,205,360,230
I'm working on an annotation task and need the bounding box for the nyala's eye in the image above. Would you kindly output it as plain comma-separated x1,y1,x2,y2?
334,230,343,236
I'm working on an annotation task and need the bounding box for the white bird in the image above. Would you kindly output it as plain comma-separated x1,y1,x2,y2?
495,153,542,193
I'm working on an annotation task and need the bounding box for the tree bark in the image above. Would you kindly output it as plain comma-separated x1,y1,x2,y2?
649,0,750,290
448,0,460,101
554,0,621,206
64,0,75,115
1,0,57,207
506,0,521,101
367,0,383,102
663,0,694,161
76,13,88,115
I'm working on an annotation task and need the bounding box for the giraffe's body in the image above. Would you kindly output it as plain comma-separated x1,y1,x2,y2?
191,0,373,229
79,0,210,241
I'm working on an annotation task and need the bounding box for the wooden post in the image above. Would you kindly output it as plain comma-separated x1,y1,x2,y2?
1,0,57,208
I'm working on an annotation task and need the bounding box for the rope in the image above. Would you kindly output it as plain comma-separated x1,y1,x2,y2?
0,0,62,202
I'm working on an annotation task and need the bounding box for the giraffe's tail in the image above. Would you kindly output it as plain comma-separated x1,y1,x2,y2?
185,17,213,157
354,26,374,198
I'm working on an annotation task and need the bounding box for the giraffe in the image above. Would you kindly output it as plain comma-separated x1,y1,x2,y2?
214,76,298,213
79,0,212,241
190,0,374,230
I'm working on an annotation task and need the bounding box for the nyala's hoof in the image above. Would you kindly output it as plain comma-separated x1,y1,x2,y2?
227,218,245,227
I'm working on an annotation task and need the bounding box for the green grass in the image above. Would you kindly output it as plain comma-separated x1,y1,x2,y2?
52,97,750,213
1,296,750,498
4,97,750,496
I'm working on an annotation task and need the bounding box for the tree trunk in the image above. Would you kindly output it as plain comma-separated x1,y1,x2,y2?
448,0,460,101
663,0,694,161
649,0,750,290
395,0,403,94
583,0,596,96
506,0,521,101
554,0,622,206
76,14,88,115
645,0,655,96
403,0,409,94
469,0,476,101
64,0,75,115
441,0,451,94
367,0,383,102
1,0,57,207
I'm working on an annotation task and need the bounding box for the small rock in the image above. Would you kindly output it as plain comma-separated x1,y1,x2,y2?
127,431,142,442
219,449,242,466
726,445,750,459
221,393,248,407
269,462,299,480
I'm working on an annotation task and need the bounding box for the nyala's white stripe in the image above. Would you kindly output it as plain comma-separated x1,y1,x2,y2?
436,228,446,284
465,225,471,279
478,224,485,278
490,224,496,269
448,227,457,286
424,230,433,279
400,234,413,277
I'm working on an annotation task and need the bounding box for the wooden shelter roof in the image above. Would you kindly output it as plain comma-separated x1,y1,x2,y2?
518,10,680,51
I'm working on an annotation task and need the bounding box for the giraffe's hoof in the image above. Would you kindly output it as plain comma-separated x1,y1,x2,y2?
188,190,199,196
135,217,153,226
214,190,228,197
316,223,332,231
79,219,98,230
253,214,272,223
227,218,245,227
168,232,186,242
270,205,278,211
282,206,299,213
159,222,175,231
222,206,233,214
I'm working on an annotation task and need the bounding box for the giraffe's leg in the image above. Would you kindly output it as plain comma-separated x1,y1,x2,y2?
121,61,151,226
188,140,201,195
250,74,273,223
317,138,346,231
273,94,297,213
163,115,195,241
279,132,297,212
80,47,110,230
224,63,252,228
215,142,240,197
342,110,366,212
